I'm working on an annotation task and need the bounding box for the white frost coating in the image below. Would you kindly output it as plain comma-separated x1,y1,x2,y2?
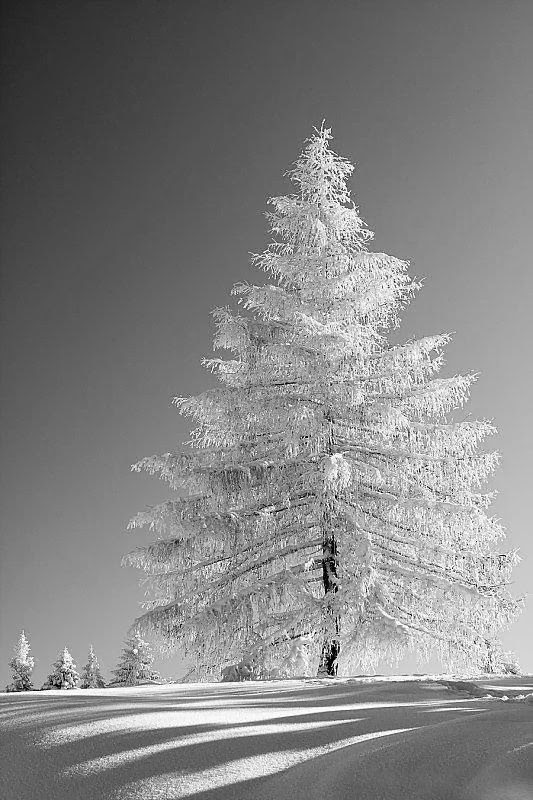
41,647,79,690
110,632,160,686
5,630,34,692
125,125,521,680
324,453,352,491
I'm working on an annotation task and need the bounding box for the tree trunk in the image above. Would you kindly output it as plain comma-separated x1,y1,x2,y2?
318,531,340,676
319,412,340,677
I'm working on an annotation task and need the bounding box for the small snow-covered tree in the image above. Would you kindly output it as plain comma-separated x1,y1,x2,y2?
6,630,34,692
125,125,522,680
111,632,160,686
80,645,106,688
42,647,79,690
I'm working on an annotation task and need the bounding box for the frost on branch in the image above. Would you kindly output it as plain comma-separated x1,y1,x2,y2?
124,124,522,680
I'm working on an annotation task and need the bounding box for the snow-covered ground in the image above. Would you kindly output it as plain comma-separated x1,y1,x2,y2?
1,676,532,799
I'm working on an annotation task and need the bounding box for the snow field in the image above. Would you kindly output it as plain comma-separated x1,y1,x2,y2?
1,676,532,799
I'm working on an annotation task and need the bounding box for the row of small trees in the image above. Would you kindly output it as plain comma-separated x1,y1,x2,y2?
5,630,161,692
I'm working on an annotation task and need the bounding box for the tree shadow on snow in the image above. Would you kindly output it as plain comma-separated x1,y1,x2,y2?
2,681,531,800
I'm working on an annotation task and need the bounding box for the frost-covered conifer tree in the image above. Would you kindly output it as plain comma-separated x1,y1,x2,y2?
42,647,79,690
80,645,106,688
6,630,34,692
110,632,160,686
125,125,521,679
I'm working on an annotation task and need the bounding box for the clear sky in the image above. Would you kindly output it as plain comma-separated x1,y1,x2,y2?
1,0,532,687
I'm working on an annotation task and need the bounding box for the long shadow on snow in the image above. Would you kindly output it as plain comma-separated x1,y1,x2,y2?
49,691,492,799
188,704,533,800
1,681,495,800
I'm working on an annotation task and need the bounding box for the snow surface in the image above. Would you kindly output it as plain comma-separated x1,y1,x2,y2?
1,676,532,799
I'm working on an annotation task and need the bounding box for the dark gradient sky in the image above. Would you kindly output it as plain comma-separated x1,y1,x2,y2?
1,0,532,686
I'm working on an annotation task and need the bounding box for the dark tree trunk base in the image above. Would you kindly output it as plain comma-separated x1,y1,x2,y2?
318,637,339,677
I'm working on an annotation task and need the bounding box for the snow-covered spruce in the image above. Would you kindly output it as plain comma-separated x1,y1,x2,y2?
5,630,34,692
42,647,79,690
80,645,106,688
124,125,522,680
110,632,160,686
